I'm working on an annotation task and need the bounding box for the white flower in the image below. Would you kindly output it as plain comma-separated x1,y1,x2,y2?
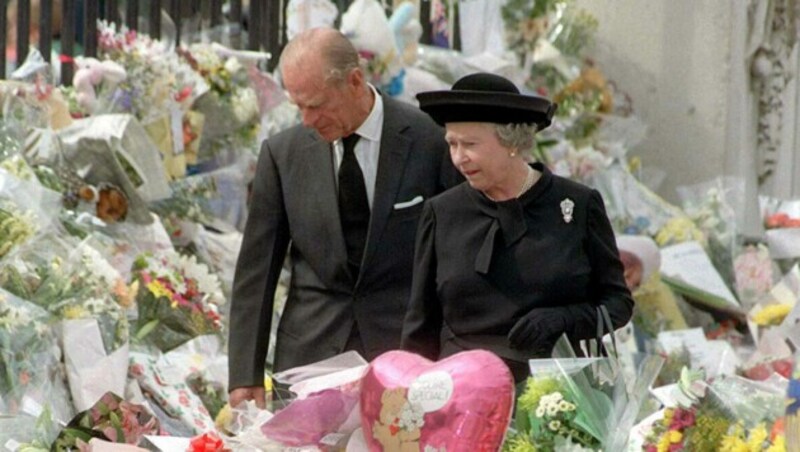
535,406,546,418
233,87,259,123
81,246,122,285
548,420,561,431
223,57,243,75
178,253,224,304
546,404,559,417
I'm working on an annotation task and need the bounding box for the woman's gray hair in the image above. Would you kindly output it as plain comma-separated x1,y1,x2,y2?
493,123,538,154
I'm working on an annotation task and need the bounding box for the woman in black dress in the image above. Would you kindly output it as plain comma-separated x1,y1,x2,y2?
401,73,634,382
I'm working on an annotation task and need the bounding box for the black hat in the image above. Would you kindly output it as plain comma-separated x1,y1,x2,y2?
416,72,557,130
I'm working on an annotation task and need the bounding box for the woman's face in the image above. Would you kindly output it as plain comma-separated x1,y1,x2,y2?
445,122,518,199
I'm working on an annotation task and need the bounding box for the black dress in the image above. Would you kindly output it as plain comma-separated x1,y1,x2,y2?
400,162,634,382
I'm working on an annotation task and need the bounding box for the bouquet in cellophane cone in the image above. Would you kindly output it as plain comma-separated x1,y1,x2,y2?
639,367,787,451
505,336,664,451
131,249,225,352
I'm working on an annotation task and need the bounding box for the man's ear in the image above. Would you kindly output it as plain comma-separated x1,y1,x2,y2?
347,66,366,92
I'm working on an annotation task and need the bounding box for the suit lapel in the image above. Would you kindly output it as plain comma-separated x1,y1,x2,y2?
359,98,412,279
300,132,351,280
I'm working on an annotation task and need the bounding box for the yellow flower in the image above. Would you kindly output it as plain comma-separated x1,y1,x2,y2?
752,304,792,326
146,280,173,300
719,435,748,452
668,430,683,444
657,434,671,452
662,408,674,427
62,305,89,319
747,424,768,450
766,435,785,452
655,217,705,247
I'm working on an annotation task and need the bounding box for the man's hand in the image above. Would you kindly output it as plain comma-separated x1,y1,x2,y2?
228,386,266,409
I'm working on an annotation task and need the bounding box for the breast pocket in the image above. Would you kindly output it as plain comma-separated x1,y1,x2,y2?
391,201,424,222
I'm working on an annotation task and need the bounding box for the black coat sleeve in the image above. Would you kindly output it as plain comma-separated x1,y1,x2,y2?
400,202,444,360
562,190,634,340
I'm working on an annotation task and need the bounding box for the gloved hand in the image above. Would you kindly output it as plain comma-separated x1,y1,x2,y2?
507,307,572,352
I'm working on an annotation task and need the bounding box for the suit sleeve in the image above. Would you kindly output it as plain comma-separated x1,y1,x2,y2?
562,190,634,341
401,202,444,360
228,139,291,390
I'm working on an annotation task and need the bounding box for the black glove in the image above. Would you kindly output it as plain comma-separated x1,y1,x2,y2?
507,307,572,352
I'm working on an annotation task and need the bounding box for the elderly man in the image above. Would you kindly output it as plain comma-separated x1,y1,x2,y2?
227,27,459,407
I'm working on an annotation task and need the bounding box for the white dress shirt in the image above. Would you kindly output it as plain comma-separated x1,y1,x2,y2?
333,85,384,209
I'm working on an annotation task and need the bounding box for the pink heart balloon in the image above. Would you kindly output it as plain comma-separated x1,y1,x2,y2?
360,350,514,452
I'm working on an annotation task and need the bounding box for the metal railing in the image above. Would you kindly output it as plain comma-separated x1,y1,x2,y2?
2,0,455,84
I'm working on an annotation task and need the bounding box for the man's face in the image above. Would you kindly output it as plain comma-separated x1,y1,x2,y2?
282,58,362,142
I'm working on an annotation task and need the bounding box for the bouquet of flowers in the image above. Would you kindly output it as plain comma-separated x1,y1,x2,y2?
0,287,61,415
760,195,800,272
507,345,663,451
642,370,786,451
132,249,225,352
0,168,62,260
505,370,601,451
51,391,159,450
180,43,265,167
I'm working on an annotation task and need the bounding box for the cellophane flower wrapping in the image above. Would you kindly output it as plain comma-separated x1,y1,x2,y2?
131,249,225,352
0,168,62,261
128,348,217,436
641,370,787,451
250,352,367,448
677,177,745,296
0,287,71,416
52,391,159,449
760,195,800,274
507,338,664,451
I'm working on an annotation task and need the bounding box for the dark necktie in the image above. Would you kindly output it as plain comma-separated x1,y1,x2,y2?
338,134,370,277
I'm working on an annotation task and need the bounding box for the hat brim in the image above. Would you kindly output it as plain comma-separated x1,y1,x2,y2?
417,90,557,130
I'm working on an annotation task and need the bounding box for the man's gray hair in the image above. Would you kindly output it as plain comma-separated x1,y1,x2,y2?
493,123,538,153
279,28,362,85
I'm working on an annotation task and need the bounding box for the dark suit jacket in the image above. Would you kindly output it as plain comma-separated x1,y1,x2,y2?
228,94,459,390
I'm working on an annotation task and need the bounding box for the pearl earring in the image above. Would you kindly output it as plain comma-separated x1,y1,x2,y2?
509,151,516,157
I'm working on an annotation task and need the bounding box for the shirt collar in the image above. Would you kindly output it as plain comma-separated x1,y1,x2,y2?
353,84,383,142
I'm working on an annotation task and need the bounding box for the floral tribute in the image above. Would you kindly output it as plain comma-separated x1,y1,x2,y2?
0,288,56,413
51,391,159,449
504,374,603,451
132,249,225,352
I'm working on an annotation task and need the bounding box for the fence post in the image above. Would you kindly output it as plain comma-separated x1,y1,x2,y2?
126,0,139,30
61,0,76,85
150,0,161,40
16,0,30,67
229,0,243,48
0,0,6,79
39,0,52,62
105,0,120,25
248,0,261,50
84,0,98,57
170,0,181,46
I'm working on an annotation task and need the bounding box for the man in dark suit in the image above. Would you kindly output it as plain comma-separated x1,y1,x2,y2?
228,27,459,407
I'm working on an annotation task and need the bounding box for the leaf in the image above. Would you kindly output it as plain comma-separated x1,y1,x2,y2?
135,319,160,340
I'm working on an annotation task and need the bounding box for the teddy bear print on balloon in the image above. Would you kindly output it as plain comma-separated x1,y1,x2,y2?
373,388,423,452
